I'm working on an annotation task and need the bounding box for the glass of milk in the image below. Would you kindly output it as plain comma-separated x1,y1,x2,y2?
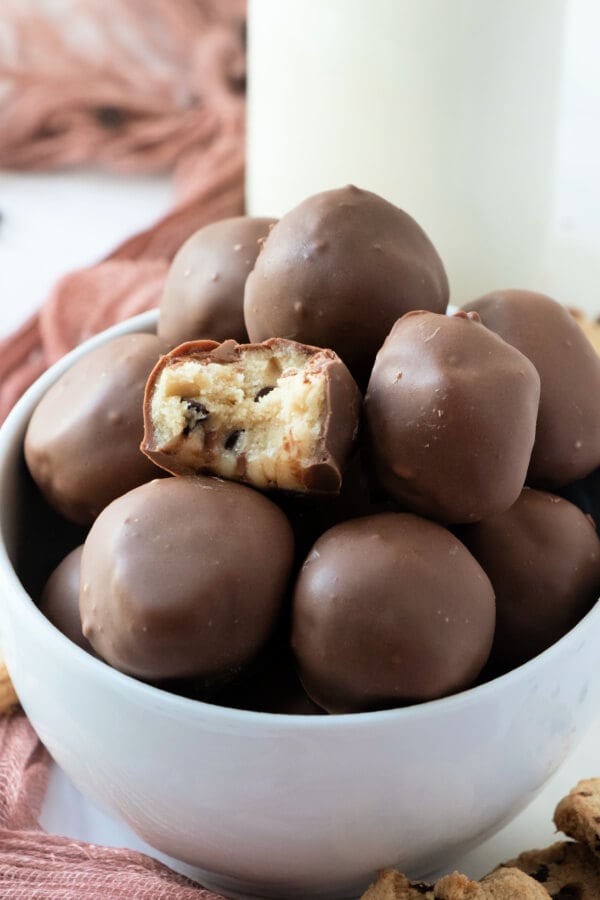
246,0,600,315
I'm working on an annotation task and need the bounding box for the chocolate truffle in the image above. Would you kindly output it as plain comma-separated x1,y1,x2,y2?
25,333,161,525
158,216,277,351
244,185,449,384
142,337,361,494
39,546,93,654
463,290,600,487
292,513,495,713
363,311,541,523
460,488,600,670
80,476,294,682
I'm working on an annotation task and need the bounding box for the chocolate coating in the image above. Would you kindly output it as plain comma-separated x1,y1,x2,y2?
291,512,495,713
24,333,161,525
364,311,541,523
39,546,94,653
244,185,449,384
463,290,600,487
158,216,277,351
80,476,294,682
142,337,361,494
460,488,600,670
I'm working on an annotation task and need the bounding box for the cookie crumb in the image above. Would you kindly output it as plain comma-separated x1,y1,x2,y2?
360,866,548,898
555,779,600,859
503,840,600,898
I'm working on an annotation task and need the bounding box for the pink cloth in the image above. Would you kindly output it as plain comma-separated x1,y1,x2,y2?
0,710,224,897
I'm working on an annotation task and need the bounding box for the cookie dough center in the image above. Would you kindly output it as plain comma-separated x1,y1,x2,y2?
150,346,327,490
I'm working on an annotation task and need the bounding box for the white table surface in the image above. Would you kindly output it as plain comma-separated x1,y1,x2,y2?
2,168,600,895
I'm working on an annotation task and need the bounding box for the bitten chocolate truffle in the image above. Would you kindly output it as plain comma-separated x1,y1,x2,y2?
80,476,294,682
158,216,277,351
142,337,361,494
291,513,495,713
24,333,161,525
39,546,93,654
460,488,600,670
463,290,600,487
363,311,541,523
244,185,449,384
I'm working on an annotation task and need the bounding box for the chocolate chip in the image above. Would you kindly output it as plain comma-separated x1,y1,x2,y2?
187,400,209,416
532,864,549,883
254,386,275,402
183,400,210,434
412,884,432,895
225,430,243,451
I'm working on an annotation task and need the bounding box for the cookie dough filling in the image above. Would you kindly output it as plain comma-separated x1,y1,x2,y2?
142,338,361,493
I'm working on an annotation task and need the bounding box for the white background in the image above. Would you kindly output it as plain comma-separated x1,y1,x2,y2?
0,169,172,338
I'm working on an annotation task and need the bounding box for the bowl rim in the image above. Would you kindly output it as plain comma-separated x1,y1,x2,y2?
1,309,599,731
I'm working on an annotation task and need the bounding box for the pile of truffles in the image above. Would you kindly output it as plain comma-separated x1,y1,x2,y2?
25,186,600,715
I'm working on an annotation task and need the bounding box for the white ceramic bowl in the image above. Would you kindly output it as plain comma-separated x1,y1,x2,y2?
1,311,600,900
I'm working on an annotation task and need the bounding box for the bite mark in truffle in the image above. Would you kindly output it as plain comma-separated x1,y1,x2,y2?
142,337,361,494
